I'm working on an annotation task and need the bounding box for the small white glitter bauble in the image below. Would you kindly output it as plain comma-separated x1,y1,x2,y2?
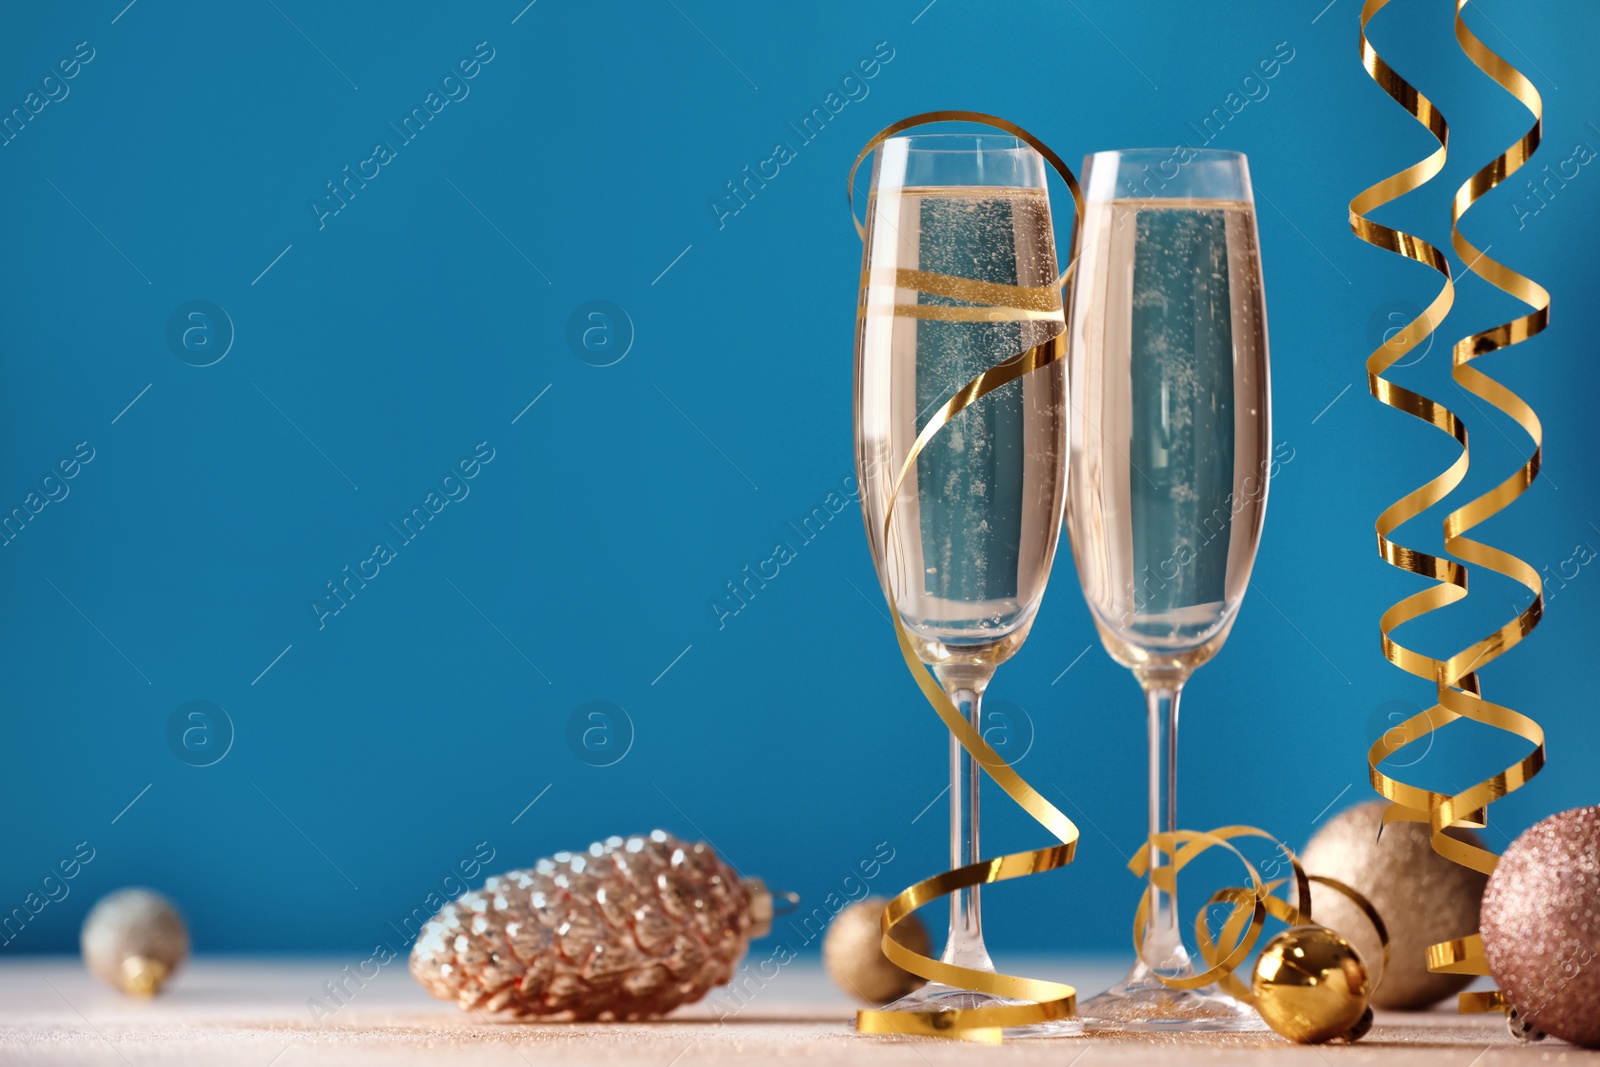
80,888,188,995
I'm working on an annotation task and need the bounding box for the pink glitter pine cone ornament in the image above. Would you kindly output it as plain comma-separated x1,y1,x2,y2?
1481,806,1600,1048
409,830,773,1019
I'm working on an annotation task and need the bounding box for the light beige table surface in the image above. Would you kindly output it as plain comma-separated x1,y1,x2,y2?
0,956,1587,1066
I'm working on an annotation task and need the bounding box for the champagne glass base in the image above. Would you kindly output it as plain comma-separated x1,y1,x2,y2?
1075,962,1268,1033
869,982,1085,1039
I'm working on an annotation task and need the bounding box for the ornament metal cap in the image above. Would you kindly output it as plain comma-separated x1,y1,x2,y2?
1506,1007,1546,1043
120,956,171,997
741,878,774,938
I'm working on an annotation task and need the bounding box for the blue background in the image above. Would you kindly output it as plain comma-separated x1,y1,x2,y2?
1,0,1595,961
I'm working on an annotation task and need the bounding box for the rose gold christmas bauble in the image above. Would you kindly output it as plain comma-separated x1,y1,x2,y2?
1482,806,1600,1048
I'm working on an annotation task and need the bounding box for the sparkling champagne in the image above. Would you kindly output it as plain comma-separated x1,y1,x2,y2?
1067,198,1271,669
855,186,1068,666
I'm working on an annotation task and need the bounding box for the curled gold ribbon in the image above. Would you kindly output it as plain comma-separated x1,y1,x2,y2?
1353,0,1548,1014
848,111,1082,1042
1129,829,1390,1005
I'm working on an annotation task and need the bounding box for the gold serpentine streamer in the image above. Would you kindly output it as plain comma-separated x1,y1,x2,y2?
1352,0,1548,1015
847,111,1082,1042
1127,829,1390,1006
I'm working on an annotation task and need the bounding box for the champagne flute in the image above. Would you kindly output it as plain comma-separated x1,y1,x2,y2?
1065,148,1271,1031
854,133,1070,1021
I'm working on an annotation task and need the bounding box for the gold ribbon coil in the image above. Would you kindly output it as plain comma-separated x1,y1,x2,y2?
1352,0,1548,1013
1128,829,1390,1005
848,111,1082,1042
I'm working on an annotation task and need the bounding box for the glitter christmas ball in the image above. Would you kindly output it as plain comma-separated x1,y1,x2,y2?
410,830,771,1020
822,898,930,1005
80,888,189,996
1482,806,1600,1048
1301,801,1487,1009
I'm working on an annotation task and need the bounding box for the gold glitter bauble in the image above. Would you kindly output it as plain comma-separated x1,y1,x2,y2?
1482,805,1600,1048
1301,800,1487,1009
822,898,929,1005
1251,925,1372,1044
80,888,188,996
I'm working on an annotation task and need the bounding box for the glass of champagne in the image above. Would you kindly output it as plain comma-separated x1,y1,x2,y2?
1064,148,1271,1031
854,133,1070,1023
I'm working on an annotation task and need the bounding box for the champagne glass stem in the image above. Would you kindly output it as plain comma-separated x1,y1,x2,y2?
1140,670,1188,971
936,668,996,972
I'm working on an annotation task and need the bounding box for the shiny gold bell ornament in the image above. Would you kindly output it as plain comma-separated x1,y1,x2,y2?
1251,926,1372,1044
